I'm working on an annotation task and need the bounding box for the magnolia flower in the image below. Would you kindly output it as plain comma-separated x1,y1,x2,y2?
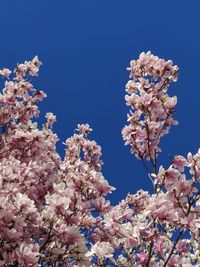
16,243,39,266
173,155,188,172
86,241,114,259
137,252,148,264
76,123,92,135
0,68,11,77
45,112,56,127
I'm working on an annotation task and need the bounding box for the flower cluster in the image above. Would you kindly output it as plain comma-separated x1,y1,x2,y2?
0,54,199,266
0,56,116,266
122,51,179,161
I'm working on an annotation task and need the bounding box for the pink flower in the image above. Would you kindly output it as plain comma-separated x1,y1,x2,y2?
58,226,81,244
176,239,189,254
76,123,93,135
173,155,188,172
137,252,148,265
86,241,114,259
45,112,56,127
15,243,39,266
0,68,11,78
93,197,111,212
165,166,180,182
164,96,177,109
167,254,180,266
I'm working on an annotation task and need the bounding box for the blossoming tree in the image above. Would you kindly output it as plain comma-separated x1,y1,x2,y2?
0,52,199,266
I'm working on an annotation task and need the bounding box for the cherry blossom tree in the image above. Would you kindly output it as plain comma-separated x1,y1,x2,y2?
0,52,199,266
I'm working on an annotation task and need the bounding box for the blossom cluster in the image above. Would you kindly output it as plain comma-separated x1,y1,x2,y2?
122,51,179,161
0,54,199,266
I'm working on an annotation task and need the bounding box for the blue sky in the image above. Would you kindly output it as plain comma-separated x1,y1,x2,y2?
1,1,200,203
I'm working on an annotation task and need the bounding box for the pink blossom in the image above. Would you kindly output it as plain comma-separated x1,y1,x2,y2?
86,241,114,259
137,252,148,265
45,112,56,127
15,243,39,266
173,155,188,172
0,68,11,78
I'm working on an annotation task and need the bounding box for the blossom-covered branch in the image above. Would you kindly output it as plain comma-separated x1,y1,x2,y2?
0,53,199,266
122,51,178,163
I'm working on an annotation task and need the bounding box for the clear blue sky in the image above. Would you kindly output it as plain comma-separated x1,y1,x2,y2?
1,1,200,204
